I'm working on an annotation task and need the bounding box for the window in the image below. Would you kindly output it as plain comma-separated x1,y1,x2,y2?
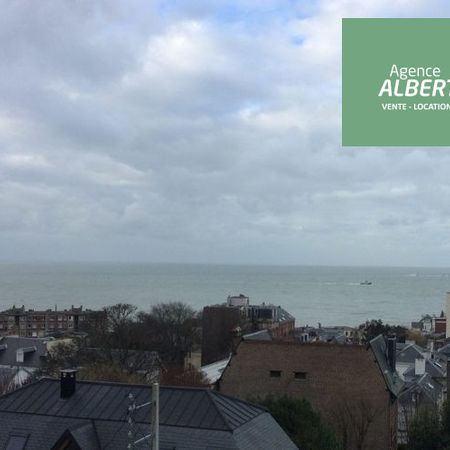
294,371,307,380
270,370,281,378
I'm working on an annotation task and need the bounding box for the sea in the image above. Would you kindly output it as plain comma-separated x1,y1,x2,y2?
0,262,449,327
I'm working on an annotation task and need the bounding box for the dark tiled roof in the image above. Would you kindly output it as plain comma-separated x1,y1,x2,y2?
0,337,48,368
0,379,263,430
54,422,101,450
0,379,256,430
0,379,297,449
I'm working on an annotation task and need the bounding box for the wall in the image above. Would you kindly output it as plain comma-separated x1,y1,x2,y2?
201,306,242,365
220,340,397,450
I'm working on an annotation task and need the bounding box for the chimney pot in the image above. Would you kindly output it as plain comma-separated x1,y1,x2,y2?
415,357,426,376
60,369,77,399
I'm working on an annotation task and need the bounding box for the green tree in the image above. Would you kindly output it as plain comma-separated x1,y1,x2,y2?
439,401,450,448
358,319,407,343
408,409,443,450
254,395,342,450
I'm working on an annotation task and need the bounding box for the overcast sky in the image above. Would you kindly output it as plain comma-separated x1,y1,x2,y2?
2,0,450,266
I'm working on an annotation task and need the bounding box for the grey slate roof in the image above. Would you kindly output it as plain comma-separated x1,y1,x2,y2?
437,343,450,357
0,337,48,368
400,373,443,406
369,335,404,397
403,359,446,380
396,343,425,364
314,327,351,343
396,342,408,352
0,379,298,450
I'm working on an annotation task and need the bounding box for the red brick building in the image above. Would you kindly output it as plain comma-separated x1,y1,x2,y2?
434,316,446,334
220,335,402,450
202,295,295,365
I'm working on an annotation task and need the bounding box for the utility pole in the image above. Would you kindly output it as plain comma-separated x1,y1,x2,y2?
151,383,159,450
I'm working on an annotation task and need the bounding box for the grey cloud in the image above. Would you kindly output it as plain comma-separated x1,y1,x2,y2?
2,0,450,265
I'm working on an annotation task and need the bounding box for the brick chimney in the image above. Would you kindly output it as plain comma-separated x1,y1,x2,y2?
387,337,396,372
60,369,77,399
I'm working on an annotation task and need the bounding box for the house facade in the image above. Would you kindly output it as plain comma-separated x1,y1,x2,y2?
0,305,104,337
220,335,402,450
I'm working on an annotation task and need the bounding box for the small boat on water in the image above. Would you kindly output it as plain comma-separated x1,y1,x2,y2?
360,280,372,285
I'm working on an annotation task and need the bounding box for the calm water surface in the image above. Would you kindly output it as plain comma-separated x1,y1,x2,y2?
0,263,449,327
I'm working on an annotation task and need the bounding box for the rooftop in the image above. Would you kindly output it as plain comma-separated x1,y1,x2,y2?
201,356,231,384
0,337,49,368
0,378,297,449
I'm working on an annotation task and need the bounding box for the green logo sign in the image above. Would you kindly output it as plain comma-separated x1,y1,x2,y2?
342,19,450,146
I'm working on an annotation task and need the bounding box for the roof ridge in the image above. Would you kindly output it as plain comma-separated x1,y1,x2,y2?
206,389,234,431
0,409,240,431
207,389,267,432
209,389,267,414
41,377,212,391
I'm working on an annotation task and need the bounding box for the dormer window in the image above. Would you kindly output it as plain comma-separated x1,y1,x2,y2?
6,434,29,450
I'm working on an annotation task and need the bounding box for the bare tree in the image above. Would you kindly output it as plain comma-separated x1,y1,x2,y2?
137,302,198,364
42,341,80,376
329,396,380,450
351,399,379,450
104,303,138,365
161,365,208,387
0,370,17,395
